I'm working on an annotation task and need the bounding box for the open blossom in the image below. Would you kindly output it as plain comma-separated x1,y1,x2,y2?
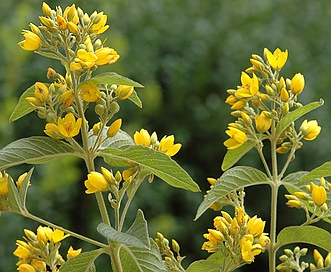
91,12,109,34
300,120,321,141
158,135,182,156
134,129,152,147
70,49,98,71
84,171,109,194
265,48,288,70
57,113,82,138
224,126,247,149
240,234,262,263
95,47,120,66
235,72,259,99
79,81,101,102
255,111,272,133
18,26,41,51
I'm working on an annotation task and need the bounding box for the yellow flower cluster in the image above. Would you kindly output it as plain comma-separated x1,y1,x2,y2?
202,207,269,265
224,48,320,151
285,177,330,223
14,226,81,272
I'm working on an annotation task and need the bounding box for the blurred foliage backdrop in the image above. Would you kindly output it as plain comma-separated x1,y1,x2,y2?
1,0,331,271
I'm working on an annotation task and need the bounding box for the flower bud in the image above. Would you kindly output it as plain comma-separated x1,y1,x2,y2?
300,120,321,141
290,73,305,95
107,118,122,137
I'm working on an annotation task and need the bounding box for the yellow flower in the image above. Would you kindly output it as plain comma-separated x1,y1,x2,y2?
16,172,28,190
17,264,36,272
265,48,288,70
13,241,31,259
70,49,98,71
116,85,134,100
42,2,52,16
134,129,152,147
18,29,41,51
67,246,82,259
107,119,122,137
57,113,82,138
158,135,182,156
240,234,262,263
91,12,109,34
310,182,327,206
224,127,246,150
0,174,8,197
79,81,101,102
30,259,46,270
34,82,50,103
255,111,272,132
122,167,136,182
300,120,321,141
56,14,67,30
63,4,79,24
95,47,120,66
84,171,109,194
235,72,259,99
247,216,265,237
51,229,70,243
286,199,302,209
290,73,305,95
37,226,52,244
44,123,63,139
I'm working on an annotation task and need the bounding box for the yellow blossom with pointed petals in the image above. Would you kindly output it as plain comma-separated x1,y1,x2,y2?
134,129,151,147
31,259,46,270
16,172,28,190
91,13,109,34
34,82,50,102
56,15,67,30
67,246,82,259
95,47,120,66
44,123,62,139
51,229,70,243
18,30,41,51
84,171,109,194
57,113,82,138
235,72,259,98
122,167,135,182
255,111,272,133
265,48,288,70
224,127,246,149
63,4,79,24
79,81,101,102
70,49,98,71
290,73,305,95
247,216,265,237
240,234,262,263
310,182,327,206
116,85,134,100
0,174,8,197
107,119,122,137
158,135,182,156
300,120,321,141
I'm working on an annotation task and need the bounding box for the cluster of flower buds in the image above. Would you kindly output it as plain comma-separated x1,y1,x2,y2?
285,177,330,223
13,226,81,272
224,48,321,153
202,207,270,265
155,232,185,271
310,249,331,270
276,246,309,271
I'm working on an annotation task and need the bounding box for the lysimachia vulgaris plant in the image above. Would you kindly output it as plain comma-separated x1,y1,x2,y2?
2,2,331,272
0,2,199,271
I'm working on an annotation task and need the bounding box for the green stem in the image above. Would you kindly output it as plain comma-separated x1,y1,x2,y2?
24,211,108,249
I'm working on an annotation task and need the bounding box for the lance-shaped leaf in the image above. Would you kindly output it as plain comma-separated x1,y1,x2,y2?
59,249,103,272
276,100,323,137
277,226,331,252
10,84,35,122
99,145,200,192
195,166,270,220
119,238,167,272
86,72,144,88
221,142,255,171
300,161,331,183
18,168,34,211
0,136,78,171
97,210,150,249
7,175,21,213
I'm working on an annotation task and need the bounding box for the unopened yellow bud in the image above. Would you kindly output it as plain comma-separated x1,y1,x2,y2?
310,182,327,206
101,167,115,184
265,84,275,96
294,191,309,200
172,239,180,252
320,177,326,186
286,200,302,209
290,73,305,95
116,85,134,100
240,111,252,125
107,118,122,137
325,252,331,266
255,111,272,132
282,103,289,115
280,88,289,102
93,122,101,135
42,2,52,16
300,120,321,141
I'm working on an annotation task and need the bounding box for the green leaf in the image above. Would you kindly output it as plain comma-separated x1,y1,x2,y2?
186,260,221,272
277,226,331,252
59,249,103,272
88,128,134,151
129,90,143,108
300,161,331,183
87,72,144,88
18,168,34,211
0,136,77,171
7,175,21,213
119,238,167,272
99,145,200,192
9,84,35,122
195,166,270,220
276,100,324,136
221,142,255,171
126,209,150,248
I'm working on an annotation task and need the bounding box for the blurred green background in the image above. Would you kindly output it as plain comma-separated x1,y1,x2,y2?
1,0,331,271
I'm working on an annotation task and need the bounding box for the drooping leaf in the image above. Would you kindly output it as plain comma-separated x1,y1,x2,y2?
0,136,78,171
59,249,103,272
300,161,331,183
195,166,270,220
276,100,323,136
7,175,21,213
86,72,144,88
128,90,143,108
9,84,35,122
221,142,255,171
277,226,331,252
186,260,221,272
99,145,200,192
88,128,134,151
125,209,150,248
18,168,34,211
119,238,167,272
